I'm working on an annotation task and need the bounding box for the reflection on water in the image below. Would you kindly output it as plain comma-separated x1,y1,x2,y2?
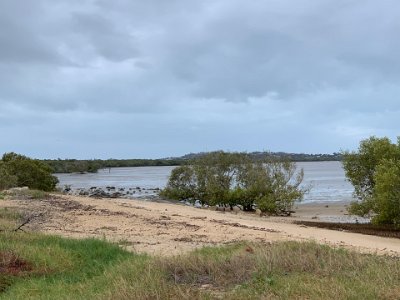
55,161,354,203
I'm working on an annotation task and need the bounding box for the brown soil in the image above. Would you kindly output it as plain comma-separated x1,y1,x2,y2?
294,221,400,239
0,251,32,275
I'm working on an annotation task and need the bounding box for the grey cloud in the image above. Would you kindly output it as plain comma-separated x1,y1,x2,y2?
70,13,139,62
0,0,399,158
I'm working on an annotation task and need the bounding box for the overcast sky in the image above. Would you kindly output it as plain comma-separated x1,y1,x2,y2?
0,0,399,159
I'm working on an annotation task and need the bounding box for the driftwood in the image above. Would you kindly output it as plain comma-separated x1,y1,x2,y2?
0,213,43,233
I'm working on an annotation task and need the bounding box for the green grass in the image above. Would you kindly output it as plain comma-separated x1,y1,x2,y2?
1,208,400,299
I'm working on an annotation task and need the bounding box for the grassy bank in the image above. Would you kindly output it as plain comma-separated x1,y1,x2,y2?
1,208,400,299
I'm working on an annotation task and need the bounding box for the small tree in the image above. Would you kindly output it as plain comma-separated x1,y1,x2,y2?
342,136,400,226
342,136,399,202
193,152,242,206
160,165,196,201
372,159,400,227
256,159,305,215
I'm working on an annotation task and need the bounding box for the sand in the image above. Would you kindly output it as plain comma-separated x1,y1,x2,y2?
1,195,399,257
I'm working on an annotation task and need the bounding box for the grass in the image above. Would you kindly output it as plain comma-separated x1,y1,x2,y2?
0,208,400,299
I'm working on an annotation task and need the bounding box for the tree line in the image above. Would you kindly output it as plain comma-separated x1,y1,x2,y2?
42,158,184,173
41,151,341,174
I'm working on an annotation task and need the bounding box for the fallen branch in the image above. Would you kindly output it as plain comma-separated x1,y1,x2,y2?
0,213,43,233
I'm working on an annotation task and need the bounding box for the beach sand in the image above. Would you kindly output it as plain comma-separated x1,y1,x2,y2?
1,195,399,257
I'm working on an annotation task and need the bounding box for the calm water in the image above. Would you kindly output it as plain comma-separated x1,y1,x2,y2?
55,161,354,203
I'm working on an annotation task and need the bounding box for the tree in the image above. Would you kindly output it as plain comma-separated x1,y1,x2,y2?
192,152,243,207
373,159,400,227
342,136,399,202
160,165,196,201
342,136,400,226
1,152,59,191
255,159,305,215
0,162,18,190
161,151,307,215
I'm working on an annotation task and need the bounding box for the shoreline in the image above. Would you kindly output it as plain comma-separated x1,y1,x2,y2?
293,201,371,223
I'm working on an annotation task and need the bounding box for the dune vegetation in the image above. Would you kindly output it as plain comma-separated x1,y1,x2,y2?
1,205,400,300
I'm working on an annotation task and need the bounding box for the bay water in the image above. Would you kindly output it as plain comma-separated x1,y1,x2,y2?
55,161,354,203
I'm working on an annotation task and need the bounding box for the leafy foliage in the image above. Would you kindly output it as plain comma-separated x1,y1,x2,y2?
160,165,197,201
0,152,58,191
342,136,400,227
161,152,307,215
0,163,18,190
372,159,400,227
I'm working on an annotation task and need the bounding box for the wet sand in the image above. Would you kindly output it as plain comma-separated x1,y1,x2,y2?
1,195,398,257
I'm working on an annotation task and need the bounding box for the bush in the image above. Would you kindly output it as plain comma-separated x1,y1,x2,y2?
342,136,400,227
0,152,58,191
159,165,197,201
0,163,18,190
161,152,307,215
372,159,400,227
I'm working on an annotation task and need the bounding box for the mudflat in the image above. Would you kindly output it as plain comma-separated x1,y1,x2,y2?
1,194,399,256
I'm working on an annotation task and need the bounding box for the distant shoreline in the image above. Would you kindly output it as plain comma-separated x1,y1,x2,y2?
43,152,342,174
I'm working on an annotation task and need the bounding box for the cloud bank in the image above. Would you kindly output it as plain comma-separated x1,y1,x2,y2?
0,0,399,158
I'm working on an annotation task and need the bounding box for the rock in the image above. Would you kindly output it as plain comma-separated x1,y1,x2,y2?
110,192,123,198
216,206,226,212
79,190,89,196
232,206,241,213
89,190,109,198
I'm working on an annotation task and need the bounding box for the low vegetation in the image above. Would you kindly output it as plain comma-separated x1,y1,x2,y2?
342,136,400,227
161,151,308,215
0,153,58,192
0,207,399,299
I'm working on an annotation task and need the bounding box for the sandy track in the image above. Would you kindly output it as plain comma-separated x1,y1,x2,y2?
1,195,400,256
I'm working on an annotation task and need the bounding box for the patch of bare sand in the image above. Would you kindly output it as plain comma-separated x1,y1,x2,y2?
1,195,399,257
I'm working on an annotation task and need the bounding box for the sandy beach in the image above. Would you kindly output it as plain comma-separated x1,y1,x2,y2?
1,195,399,257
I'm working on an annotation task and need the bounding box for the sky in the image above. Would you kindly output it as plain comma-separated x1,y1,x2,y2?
0,0,399,159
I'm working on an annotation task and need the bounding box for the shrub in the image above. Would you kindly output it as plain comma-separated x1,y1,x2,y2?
160,165,197,201
0,163,18,190
342,136,400,227
372,159,400,227
342,136,399,202
0,152,58,191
